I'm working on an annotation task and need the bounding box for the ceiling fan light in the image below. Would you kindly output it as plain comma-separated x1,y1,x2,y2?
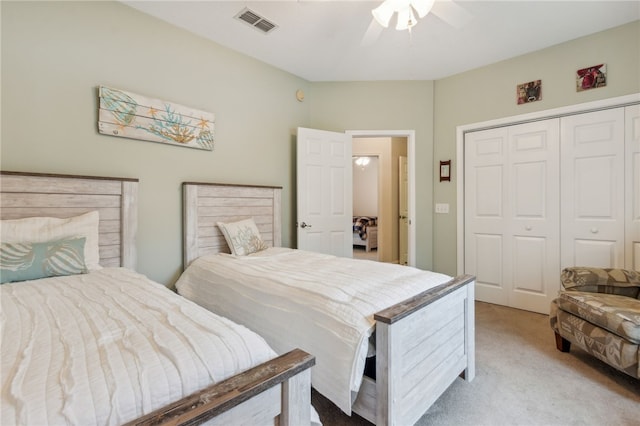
395,7,417,31
354,157,371,168
372,2,396,28
410,0,435,18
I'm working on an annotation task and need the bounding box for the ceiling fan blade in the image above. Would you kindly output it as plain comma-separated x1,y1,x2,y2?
431,0,473,29
361,17,384,46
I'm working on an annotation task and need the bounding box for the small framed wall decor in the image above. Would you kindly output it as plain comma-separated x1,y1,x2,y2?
440,160,451,182
576,64,606,92
517,80,542,104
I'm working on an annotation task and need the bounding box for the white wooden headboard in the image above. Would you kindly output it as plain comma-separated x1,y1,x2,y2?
0,171,139,269
182,182,282,268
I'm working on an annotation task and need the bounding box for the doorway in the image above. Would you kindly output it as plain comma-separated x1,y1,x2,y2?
295,127,415,266
350,134,410,265
352,155,379,261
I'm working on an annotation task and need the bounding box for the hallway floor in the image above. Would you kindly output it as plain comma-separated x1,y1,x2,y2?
352,246,378,261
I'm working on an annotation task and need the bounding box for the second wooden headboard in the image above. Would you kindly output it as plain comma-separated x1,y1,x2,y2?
182,182,282,268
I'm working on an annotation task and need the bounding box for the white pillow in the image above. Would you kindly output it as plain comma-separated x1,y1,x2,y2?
1,211,101,270
217,218,268,256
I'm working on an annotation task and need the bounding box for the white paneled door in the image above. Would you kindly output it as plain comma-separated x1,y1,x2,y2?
465,119,560,314
625,105,640,271
561,108,625,269
464,102,639,314
296,127,352,257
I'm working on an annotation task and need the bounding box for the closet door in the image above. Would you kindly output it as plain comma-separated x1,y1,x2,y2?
465,119,560,313
561,108,625,269
508,120,560,313
465,127,508,307
626,105,640,271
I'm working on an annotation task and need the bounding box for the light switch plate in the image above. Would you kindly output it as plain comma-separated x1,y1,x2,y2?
435,203,449,214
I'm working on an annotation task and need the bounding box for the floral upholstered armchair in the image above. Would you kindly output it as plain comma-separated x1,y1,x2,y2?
550,267,640,379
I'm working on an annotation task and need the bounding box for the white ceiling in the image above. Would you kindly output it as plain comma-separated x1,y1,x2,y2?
122,1,640,82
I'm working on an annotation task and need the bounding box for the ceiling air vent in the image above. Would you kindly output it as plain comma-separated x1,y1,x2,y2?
235,7,278,34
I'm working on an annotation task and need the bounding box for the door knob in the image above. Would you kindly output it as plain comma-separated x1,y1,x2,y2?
300,222,312,229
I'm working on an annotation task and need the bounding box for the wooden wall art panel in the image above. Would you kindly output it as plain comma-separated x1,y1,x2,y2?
98,86,214,151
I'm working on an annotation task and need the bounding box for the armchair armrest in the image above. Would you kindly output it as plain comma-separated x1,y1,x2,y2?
561,267,640,298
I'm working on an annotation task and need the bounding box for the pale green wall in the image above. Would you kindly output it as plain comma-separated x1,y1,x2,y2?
308,81,436,270
433,21,640,276
2,1,638,283
1,1,310,285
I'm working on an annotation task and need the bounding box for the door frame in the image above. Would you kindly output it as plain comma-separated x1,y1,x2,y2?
347,129,416,266
456,93,640,275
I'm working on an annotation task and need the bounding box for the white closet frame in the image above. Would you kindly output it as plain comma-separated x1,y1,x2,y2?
456,93,640,275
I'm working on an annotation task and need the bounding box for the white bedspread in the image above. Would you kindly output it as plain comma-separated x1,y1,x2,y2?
0,268,278,425
175,247,452,414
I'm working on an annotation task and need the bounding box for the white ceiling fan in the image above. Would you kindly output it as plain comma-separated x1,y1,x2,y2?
362,0,473,45
372,0,436,31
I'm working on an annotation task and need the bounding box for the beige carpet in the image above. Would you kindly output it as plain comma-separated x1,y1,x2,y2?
352,247,378,262
312,301,640,426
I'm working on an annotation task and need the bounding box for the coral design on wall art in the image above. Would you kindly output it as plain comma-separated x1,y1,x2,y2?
98,86,214,150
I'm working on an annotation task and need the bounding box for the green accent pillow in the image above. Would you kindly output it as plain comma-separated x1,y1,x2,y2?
0,237,88,284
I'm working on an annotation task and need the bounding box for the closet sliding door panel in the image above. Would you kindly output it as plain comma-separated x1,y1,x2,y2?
626,105,640,271
465,128,508,307
561,108,625,270
465,119,559,314
508,120,560,314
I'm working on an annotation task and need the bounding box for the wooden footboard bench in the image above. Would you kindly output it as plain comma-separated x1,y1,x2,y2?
353,226,378,252
353,274,475,425
128,348,315,426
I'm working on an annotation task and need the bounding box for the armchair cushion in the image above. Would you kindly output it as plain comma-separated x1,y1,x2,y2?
556,291,640,344
561,267,640,298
